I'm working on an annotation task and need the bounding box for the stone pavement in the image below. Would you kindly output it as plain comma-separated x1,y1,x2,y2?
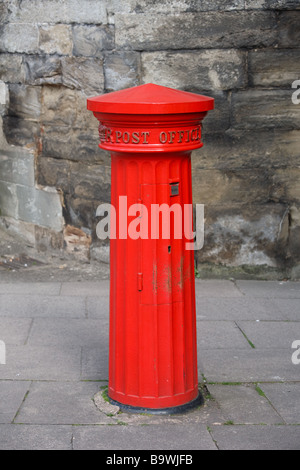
0,274,299,450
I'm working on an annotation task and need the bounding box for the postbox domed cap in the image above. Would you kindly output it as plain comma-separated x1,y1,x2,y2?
87,83,214,115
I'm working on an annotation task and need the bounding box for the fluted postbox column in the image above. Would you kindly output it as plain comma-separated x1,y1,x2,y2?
87,84,214,413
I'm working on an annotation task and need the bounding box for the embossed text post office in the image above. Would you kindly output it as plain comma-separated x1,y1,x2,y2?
87,84,214,413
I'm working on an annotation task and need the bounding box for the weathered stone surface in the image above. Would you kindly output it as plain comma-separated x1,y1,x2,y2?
17,185,64,232
141,50,246,91
115,11,277,50
7,84,41,120
245,0,300,8
69,162,111,202
73,25,114,57
0,149,35,186
3,116,41,146
192,168,273,206
0,23,39,53
24,56,62,86
61,57,104,95
37,157,70,192
278,11,300,47
194,130,300,171
63,225,92,261
0,54,25,84
249,49,300,87
39,24,73,56
271,169,300,204
108,0,244,15
232,90,300,130
196,204,290,268
104,51,141,92
11,0,107,24
40,126,105,164
0,82,9,115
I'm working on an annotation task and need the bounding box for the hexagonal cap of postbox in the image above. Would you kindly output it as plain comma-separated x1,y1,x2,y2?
87,83,214,153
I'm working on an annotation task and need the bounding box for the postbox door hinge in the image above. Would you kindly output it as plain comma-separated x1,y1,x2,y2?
137,273,143,291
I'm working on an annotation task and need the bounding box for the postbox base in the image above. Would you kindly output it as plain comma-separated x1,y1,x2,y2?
108,391,204,415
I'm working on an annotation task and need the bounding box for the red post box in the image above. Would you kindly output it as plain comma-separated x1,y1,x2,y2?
87,84,214,413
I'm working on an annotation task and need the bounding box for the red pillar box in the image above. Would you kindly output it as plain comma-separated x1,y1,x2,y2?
87,84,214,414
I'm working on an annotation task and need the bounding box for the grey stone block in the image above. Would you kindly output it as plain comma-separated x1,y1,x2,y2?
10,0,107,24
0,180,18,218
73,25,114,57
39,24,73,55
24,55,62,86
0,23,39,53
259,383,300,424
104,51,141,92
278,11,300,48
61,57,105,95
232,89,300,130
208,384,284,424
142,50,247,92
73,424,217,450
0,149,35,186
210,425,300,450
0,424,73,450
0,54,25,84
115,11,277,50
245,0,300,8
249,49,300,87
16,185,64,231
7,84,41,120
0,381,30,424
15,381,111,425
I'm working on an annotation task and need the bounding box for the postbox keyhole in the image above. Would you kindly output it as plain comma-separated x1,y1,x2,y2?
170,182,179,197
168,246,171,254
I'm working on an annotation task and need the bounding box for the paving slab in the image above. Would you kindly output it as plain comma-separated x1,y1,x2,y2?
0,295,87,318
15,381,111,425
236,280,300,298
27,318,109,348
60,281,110,296
0,282,61,295
195,297,286,321
197,321,251,349
199,348,299,383
237,321,300,349
0,345,81,380
0,317,32,344
0,381,30,424
81,346,109,381
86,296,110,318
72,424,217,450
210,425,300,450
195,280,243,298
208,384,284,425
0,424,73,450
272,298,300,321
259,383,300,424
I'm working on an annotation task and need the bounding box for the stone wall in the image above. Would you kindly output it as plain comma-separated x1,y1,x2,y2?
0,0,300,278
